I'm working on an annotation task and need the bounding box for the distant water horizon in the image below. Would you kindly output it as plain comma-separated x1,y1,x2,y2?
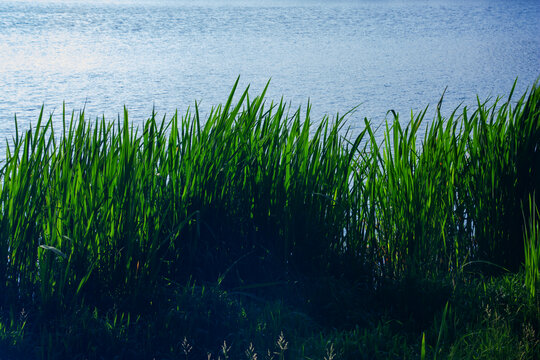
0,0,539,138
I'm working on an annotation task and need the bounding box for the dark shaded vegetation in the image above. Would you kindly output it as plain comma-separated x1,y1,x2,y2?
0,78,539,359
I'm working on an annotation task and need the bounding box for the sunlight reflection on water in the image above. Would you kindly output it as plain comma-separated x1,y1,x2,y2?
0,0,538,146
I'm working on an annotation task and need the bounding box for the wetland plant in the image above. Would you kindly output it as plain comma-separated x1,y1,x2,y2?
0,78,538,359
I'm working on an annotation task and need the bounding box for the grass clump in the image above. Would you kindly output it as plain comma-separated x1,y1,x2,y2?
0,77,539,359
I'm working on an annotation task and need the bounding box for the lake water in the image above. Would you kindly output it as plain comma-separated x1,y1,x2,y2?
0,0,539,139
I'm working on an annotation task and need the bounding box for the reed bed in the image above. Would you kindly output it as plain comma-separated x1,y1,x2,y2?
0,79,538,358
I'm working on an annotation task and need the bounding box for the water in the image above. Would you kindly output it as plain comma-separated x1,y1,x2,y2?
0,0,539,140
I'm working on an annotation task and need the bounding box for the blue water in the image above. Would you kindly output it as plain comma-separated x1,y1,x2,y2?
0,0,539,138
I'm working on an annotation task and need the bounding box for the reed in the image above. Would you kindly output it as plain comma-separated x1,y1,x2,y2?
0,78,538,358
523,193,540,298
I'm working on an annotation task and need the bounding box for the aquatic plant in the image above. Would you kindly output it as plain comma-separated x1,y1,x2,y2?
0,78,538,359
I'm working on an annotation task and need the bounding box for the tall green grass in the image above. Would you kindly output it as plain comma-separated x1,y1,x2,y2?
523,193,540,298
0,78,538,319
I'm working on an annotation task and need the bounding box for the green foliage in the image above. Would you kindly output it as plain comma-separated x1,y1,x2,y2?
0,78,538,359
523,193,540,299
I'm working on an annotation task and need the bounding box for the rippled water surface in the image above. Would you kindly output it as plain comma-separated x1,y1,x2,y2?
0,0,539,137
